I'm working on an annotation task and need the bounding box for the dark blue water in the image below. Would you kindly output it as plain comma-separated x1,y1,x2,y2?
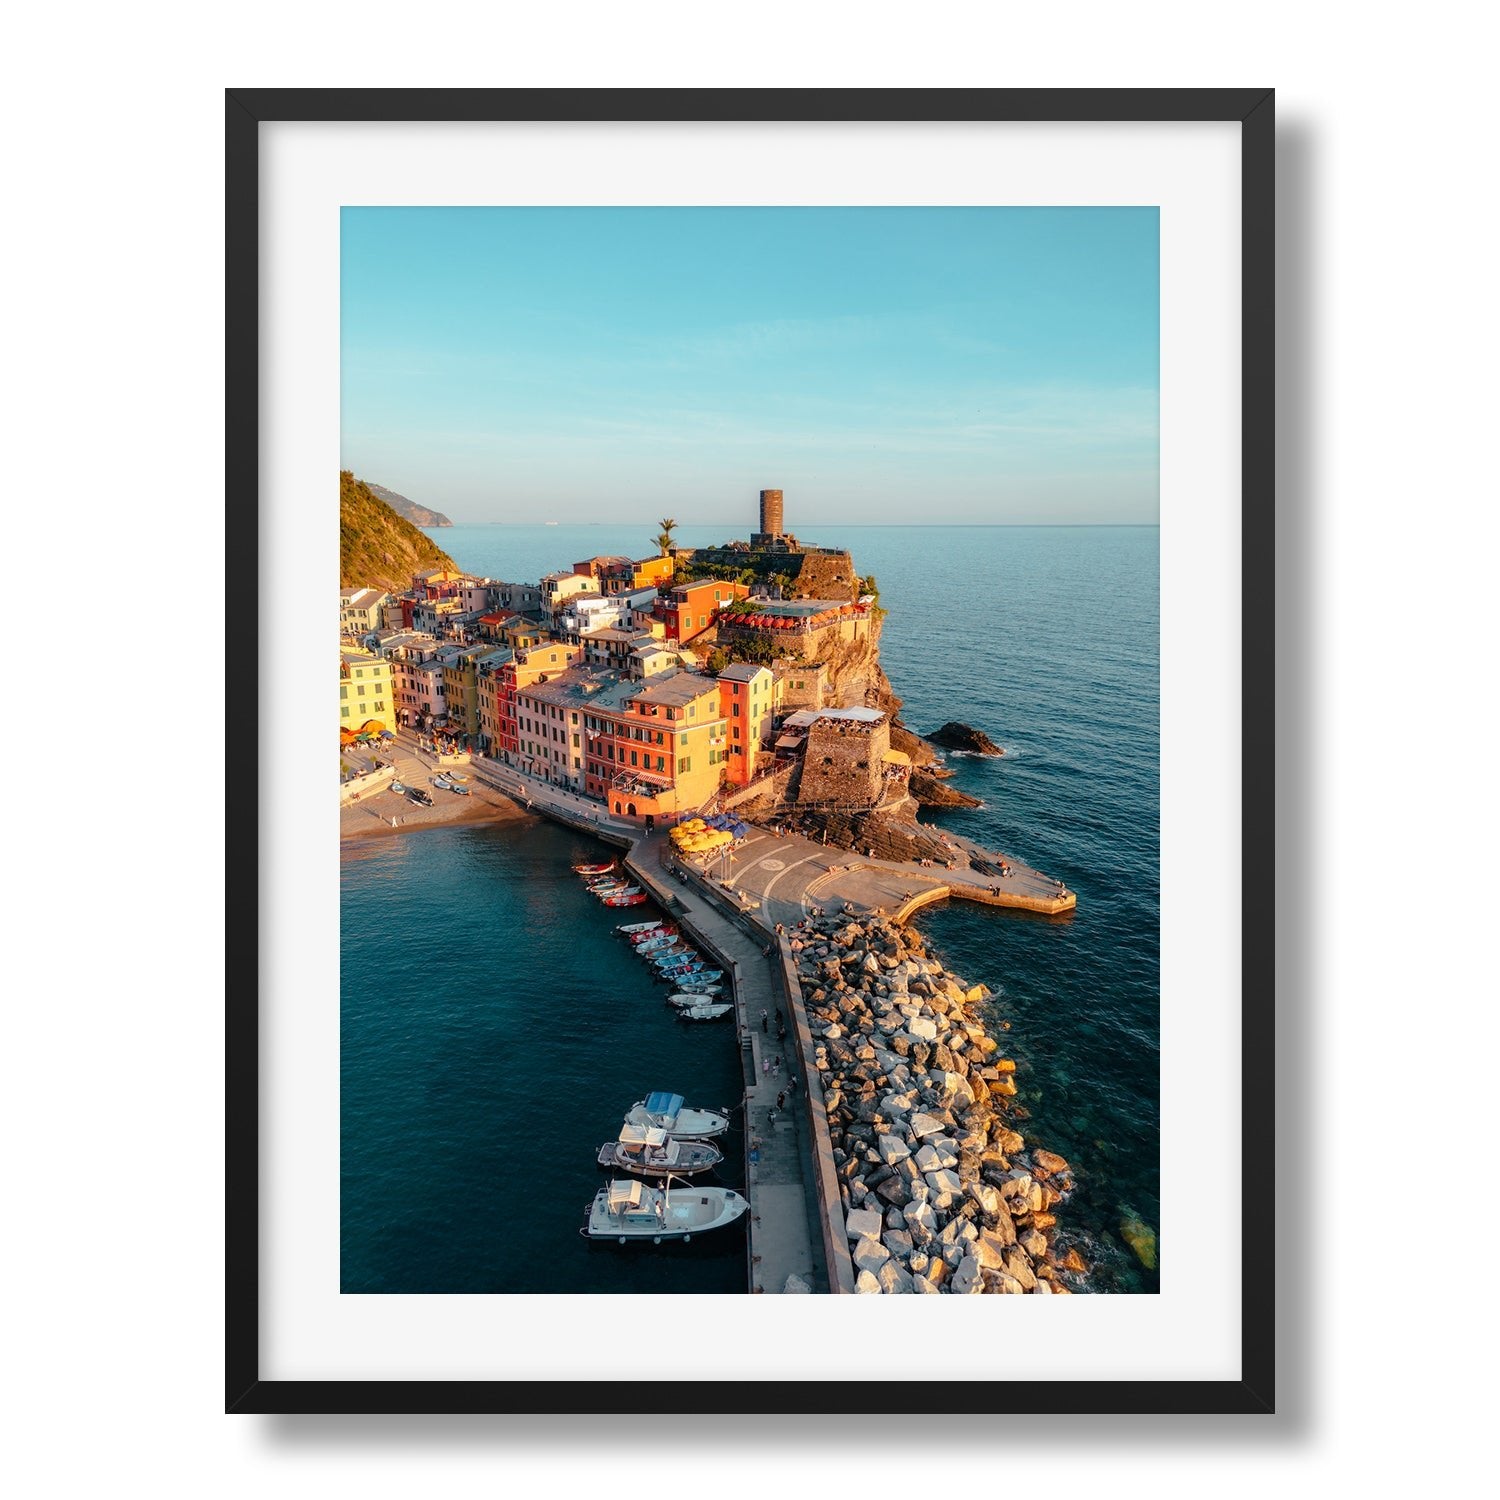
341,816,747,1293
343,523,1158,1292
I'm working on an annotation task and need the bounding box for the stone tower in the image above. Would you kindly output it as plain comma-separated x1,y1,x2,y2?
751,488,787,548
796,711,890,810
759,488,784,537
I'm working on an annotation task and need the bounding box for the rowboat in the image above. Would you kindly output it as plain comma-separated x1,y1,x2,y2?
630,929,678,947
665,991,724,1008
431,774,454,790
617,919,665,935
574,860,616,875
603,893,648,906
596,886,642,900
660,968,723,987
582,1178,747,1243
677,1003,733,1022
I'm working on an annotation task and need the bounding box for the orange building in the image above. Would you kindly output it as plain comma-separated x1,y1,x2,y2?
599,554,676,597
607,671,728,822
716,663,779,786
653,579,749,644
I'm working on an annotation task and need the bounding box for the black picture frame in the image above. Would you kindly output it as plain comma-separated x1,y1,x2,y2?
226,87,1274,1416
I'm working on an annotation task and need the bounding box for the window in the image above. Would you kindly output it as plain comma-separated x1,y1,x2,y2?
340,686,348,699
733,726,741,740
572,733,580,748
341,706,350,718
358,684,366,696
630,750,638,766
678,757,690,774
732,704,741,717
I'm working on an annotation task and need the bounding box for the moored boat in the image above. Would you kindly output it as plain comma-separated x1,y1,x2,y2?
665,991,723,1007
677,1003,733,1022
431,774,454,790
595,1123,724,1177
625,1091,731,1140
582,1177,748,1243
617,919,665,935
658,967,723,987
604,893,648,906
575,860,616,875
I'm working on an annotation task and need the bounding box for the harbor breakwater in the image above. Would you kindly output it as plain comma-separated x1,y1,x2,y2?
791,910,1086,1294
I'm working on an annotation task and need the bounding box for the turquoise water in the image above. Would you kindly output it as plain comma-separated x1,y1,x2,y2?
342,523,1159,1292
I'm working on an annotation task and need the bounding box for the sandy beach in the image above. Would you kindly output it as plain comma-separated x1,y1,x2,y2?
339,742,530,841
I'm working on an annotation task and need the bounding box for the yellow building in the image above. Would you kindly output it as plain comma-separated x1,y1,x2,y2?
340,649,396,736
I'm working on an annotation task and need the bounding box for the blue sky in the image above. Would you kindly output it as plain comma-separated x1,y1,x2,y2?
341,207,1158,525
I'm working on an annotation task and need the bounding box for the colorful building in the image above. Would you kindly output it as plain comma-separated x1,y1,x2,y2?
653,579,749,644
339,648,397,734
492,641,583,760
339,588,389,640
606,670,728,821
716,663,780,786
598,554,675,597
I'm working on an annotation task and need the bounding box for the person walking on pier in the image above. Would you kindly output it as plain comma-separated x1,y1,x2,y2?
760,1008,768,1033
776,1090,785,1110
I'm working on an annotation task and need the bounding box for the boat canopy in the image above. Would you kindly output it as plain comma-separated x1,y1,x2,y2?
643,1091,684,1119
606,1180,645,1210
619,1123,669,1147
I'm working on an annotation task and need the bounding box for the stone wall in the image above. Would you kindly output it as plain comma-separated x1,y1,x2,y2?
792,550,858,602
798,715,890,810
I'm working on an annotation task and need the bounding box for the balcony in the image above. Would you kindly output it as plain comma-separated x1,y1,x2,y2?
611,768,672,798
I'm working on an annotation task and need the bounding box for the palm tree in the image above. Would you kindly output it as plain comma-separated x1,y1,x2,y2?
653,517,678,556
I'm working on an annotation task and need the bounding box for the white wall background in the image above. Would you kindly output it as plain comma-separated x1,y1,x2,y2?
2,1,1494,1491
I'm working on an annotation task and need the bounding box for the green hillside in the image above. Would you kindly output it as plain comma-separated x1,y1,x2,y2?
340,470,458,591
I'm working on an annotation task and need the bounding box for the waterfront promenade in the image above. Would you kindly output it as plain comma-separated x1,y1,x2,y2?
702,824,1076,926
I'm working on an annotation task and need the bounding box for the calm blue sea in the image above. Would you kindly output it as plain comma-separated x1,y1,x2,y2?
342,523,1159,1293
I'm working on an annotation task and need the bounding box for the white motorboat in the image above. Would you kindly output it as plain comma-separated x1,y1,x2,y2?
625,1091,731,1140
583,1178,747,1243
594,885,642,900
595,1123,724,1177
665,991,722,1007
677,1003,733,1022
617,919,664,935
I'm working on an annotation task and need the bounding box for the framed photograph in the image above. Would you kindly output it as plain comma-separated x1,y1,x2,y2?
228,88,1273,1414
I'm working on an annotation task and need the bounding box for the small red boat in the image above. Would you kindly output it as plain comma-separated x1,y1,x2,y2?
573,860,616,876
